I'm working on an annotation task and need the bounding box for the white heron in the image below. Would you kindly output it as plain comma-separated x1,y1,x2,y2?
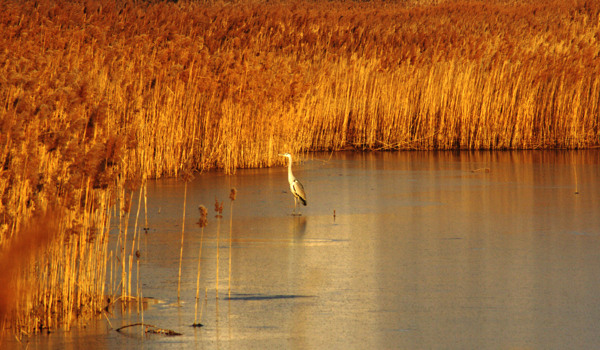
279,153,307,215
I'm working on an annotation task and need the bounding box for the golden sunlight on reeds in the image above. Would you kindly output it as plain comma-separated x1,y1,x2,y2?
1,0,599,336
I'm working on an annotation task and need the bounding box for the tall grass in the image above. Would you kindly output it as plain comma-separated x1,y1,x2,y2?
4,0,597,174
1,0,599,336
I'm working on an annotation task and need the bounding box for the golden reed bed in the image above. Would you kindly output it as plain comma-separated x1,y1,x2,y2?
1,0,599,336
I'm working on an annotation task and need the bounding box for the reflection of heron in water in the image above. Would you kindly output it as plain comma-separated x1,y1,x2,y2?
279,153,307,216
292,216,307,239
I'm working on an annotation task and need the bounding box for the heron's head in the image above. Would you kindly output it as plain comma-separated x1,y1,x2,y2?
278,153,291,158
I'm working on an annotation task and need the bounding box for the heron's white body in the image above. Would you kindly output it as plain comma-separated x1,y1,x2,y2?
279,153,307,214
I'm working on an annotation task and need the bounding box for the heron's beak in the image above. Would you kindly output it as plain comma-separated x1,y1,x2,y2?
278,153,284,156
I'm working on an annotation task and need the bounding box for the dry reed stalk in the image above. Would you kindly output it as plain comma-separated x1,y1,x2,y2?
140,287,144,337
143,180,149,231
108,251,114,299
136,236,142,305
228,189,237,298
214,198,223,298
572,154,580,195
200,287,208,326
120,189,134,301
194,205,208,326
177,181,188,301
129,182,144,304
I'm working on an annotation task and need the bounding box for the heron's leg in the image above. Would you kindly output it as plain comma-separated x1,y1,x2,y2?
293,197,297,215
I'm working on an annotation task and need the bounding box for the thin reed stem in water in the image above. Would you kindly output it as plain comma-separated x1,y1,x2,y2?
215,219,221,298
140,286,144,337
200,287,208,325
194,205,208,325
177,182,188,301
121,190,134,301
228,188,237,298
143,180,149,231
214,198,223,299
130,184,144,304
572,154,579,195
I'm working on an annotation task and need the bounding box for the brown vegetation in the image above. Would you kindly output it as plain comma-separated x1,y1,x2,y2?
1,0,599,336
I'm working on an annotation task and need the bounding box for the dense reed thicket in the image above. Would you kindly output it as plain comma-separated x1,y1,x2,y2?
1,0,599,336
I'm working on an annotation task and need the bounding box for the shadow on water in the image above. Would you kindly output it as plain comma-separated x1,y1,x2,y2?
225,293,315,301
6,150,600,350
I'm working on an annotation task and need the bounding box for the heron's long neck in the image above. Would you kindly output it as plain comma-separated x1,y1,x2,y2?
287,158,295,181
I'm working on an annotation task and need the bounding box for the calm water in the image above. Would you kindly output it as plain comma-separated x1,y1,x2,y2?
6,151,600,349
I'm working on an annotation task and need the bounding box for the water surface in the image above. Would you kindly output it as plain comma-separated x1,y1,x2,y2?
8,151,600,349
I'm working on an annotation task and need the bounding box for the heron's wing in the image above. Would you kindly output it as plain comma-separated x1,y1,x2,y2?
292,179,307,205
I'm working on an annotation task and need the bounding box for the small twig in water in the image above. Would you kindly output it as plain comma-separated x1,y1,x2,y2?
116,323,182,336
102,310,113,330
